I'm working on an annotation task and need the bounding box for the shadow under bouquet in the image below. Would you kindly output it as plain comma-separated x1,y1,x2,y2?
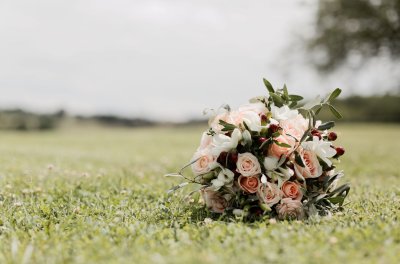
167,79,350,220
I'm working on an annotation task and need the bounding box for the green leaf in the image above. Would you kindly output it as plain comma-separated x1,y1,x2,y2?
314,105,323,115
317,121,335,130
328,88,342,102
282,84,289,100
289,101,297,108
270,93,284,107
271,131,281,138
263,78,275,93
295,151,305,167
289,94,304,101
219,120,236,131
299,129,310,143
259,138,271,150
326,196,345,205
329,105,343,119
273,140,291,148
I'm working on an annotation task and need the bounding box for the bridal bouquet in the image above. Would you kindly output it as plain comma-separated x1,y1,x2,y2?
167,79,349,220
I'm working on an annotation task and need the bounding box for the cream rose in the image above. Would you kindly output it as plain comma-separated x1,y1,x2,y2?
238,175,259,194
294,148,322,179
191,150,217,176
257,182,282,207
281,181,303,201
276,198,305,220
200,187,228,213
236,153,262,177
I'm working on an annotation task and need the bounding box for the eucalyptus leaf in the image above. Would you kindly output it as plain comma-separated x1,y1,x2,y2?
318,121,335,130
270,93,284,107
328,88,342,102
295,151,305,167
273,140,291,148
263,78,275,93
289,94,304,101
329,105,343,119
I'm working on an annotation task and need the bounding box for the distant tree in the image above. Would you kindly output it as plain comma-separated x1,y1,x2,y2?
309,0,400,70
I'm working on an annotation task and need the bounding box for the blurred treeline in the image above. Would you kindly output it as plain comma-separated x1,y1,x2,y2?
0,95,398,131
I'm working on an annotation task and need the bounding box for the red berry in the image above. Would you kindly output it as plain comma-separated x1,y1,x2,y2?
328,132,337,141
335,147,345,156
269,124,279,133
258,137,267,144
229,152,238,164
311,129,322,139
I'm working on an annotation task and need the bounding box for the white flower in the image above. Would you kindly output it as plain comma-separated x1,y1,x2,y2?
238,102,268,115
261,174,268,184
242,130,252,146
211,128,242,156
211,168,235,190
301,136,337,166
264,156,279,171
270,105,299,121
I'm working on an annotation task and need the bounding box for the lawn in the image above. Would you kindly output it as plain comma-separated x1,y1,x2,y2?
0,124,399,263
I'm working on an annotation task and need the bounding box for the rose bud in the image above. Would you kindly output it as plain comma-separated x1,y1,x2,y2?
328,132,337,141
269,124,279,133
335,146,345,156
260,114,268,123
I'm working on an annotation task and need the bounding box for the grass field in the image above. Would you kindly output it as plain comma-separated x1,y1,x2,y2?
0,124,399,263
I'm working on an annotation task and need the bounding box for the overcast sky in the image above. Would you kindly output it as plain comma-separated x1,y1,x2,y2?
0,0,398,121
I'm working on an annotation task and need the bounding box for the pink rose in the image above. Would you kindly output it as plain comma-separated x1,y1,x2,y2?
276,198,305,220
281,181,303,201
191,150,216,175
280,114,308,141
200,187,228,213
268,135,294,158
238,175,260,194
257,182,282,207
236,153,262,177
294,148,322,178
